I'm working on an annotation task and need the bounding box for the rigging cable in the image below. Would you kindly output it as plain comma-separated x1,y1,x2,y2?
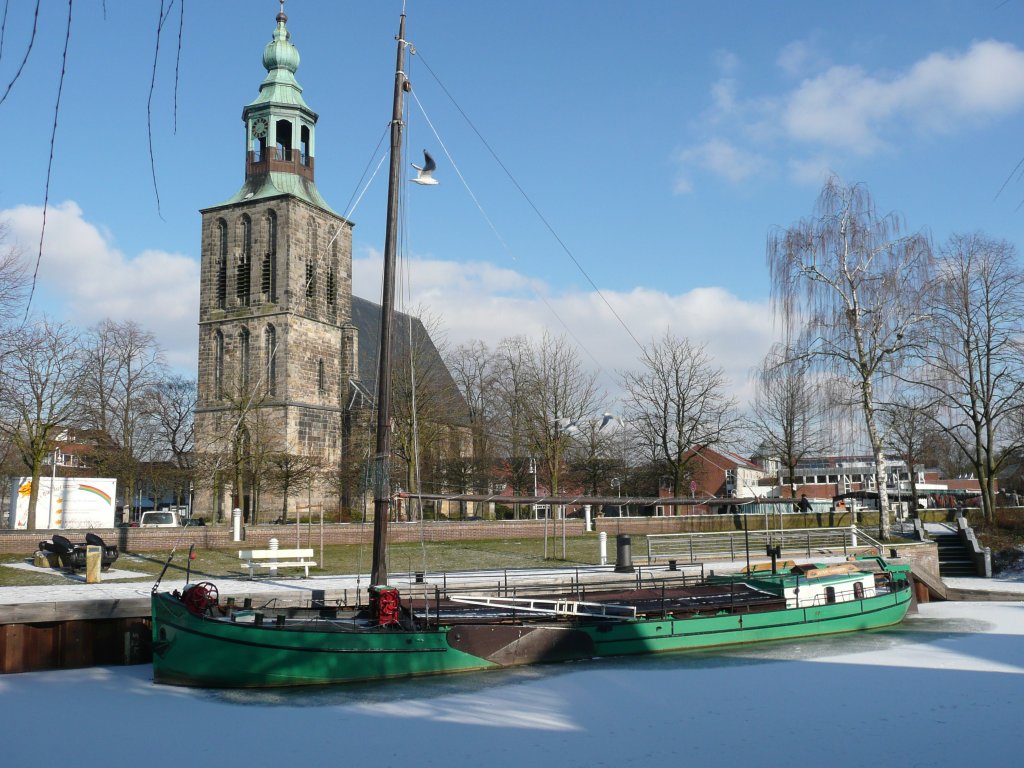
413,49,647,356
23,0,72,321
407,84,607,374
395,63,430,576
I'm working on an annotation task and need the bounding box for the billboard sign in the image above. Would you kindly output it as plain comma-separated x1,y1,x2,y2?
9,477,117,530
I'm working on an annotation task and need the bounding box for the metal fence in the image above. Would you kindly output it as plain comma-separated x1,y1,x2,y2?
646,526,883,564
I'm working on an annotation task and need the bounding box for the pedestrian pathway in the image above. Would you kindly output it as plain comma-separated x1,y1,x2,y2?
2,553,1023,609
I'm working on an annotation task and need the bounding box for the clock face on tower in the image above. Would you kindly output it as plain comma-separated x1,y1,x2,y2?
252,117,269,139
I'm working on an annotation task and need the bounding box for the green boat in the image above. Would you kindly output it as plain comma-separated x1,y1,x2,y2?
151,557,912,688
151,8,914,688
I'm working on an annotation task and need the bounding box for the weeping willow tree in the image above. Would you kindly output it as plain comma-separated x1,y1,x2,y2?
767,177,932,540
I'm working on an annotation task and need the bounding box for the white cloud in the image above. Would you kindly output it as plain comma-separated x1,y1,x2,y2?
0,206,777,407
776,39,828,77
354,253,778,406
678,39,1024,189
1,202,199,370
673,138,768,193
782,40,1024,152
714,49,740,76
787,155,835,186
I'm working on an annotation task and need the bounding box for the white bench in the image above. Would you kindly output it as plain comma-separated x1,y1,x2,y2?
238,548,317,579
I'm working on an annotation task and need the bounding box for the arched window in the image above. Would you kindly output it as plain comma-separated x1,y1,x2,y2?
265,324,277,397
237,215,252,306
300,125,311,165
261,211,277,300
214,330,224,399
326,264,336,310
308,219,319,258
853,581,864,600
239,327,250,391
305,262,316,300
216,219,228,308
275,119,293,160
317,358,326,394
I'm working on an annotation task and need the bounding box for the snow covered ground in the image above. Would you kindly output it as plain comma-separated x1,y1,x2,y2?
1,601,1021,767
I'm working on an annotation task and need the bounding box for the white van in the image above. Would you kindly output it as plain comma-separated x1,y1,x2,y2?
139,510,180,528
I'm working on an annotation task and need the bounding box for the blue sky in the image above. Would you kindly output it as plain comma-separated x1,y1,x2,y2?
3,0,1024,407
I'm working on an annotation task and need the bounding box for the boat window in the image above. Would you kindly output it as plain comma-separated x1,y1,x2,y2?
825,586,836,604
853,582,864,599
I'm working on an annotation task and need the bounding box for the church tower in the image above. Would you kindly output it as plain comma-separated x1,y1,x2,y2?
194,7,358,521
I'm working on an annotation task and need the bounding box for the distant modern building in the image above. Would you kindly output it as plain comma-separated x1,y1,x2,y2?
750,453,987,508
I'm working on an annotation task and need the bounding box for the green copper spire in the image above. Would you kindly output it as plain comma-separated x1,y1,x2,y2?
249,3,309,111
213,2,336,214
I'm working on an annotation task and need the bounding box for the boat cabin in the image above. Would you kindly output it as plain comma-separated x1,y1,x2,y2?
744,563,877,609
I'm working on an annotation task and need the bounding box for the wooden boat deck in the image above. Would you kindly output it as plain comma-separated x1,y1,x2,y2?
403,582,788,624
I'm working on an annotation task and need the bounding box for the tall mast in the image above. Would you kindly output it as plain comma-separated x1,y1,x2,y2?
370,13,407,587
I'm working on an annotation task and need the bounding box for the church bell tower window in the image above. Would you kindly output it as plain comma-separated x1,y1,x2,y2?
265,324,277,397
239,327,251,391
275,119,293,161
262,211,277,300
301,125,311,166
214,330,224,399
237,215,252,306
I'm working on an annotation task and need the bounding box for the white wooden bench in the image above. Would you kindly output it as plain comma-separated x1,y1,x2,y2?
238,548,317,579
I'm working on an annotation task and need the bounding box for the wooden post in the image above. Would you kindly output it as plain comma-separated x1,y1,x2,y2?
85,545,101,584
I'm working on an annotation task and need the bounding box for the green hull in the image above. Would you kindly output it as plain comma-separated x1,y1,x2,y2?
151,581,912,688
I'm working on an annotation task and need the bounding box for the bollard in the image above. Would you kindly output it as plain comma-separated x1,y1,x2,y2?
232,507,242,542
614,534,634,573
599,531,608,565
268,537,279,577
85,545,102,584
583,504,592,532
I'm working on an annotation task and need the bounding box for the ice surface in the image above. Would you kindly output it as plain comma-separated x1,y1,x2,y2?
1,601,1022,766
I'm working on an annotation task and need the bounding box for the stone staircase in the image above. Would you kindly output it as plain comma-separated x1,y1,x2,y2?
932,528,978,577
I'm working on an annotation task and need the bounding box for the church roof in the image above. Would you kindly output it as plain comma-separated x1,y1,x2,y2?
207,172,337,213
350,296,470,427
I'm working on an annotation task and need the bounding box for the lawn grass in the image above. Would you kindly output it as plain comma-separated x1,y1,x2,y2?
0,535,608,588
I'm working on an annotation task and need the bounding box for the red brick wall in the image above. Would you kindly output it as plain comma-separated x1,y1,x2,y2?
0,517,711,555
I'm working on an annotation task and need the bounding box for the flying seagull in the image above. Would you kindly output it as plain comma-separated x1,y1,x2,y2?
411,150,439,185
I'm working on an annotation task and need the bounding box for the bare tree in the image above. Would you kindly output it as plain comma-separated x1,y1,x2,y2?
881,393,944,516
523,332,602,497
767,176,932,539
567,415,623,496
446,339,499,509
389,310,467,517
491,336,537,509
80,320,167,514
917,234,1024,523
153,376,196,470
0,319,84,528
268,452,323,523
750,343,831,497
0,223,27,328
621,332,738,497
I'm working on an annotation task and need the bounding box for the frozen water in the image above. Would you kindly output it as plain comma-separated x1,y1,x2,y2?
1,601,1022,766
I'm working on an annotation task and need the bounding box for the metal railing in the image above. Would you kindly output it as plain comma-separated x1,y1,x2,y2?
646,526,883,564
